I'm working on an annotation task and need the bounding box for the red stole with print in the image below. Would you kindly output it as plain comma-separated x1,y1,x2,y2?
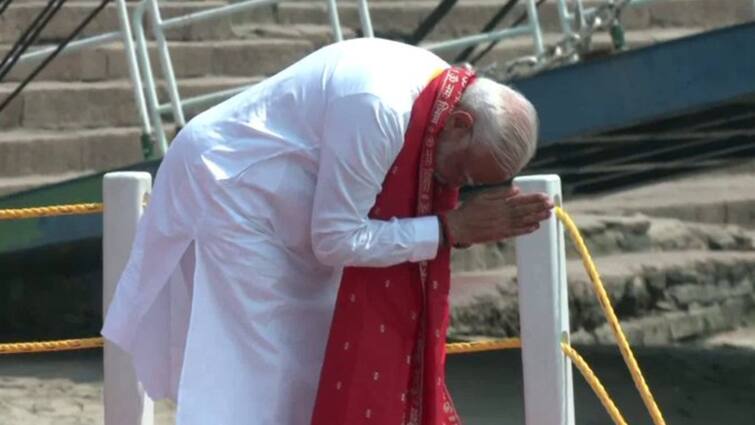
311,67,476,425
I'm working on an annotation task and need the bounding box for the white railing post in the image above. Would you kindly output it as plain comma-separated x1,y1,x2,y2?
514,175,575,425
103,172,154,425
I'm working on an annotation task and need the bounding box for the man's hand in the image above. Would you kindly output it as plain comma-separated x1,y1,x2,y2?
445,187,554,246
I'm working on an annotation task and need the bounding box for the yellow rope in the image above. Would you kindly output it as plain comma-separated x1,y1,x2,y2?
0,203,663,425
556,207,667,425
1,335,629,425
561,342,628,425
0,203,103,220
0,337,103,355
446,337,521,354
447,338,628,425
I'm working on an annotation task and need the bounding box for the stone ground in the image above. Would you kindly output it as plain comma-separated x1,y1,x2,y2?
0,331,753,425
3,166,754,424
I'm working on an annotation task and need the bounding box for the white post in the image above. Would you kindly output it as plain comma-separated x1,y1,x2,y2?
514,175,575,425
103,172,154,425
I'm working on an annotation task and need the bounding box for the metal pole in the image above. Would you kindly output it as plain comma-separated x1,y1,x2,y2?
326,0,344,42
514,175,575,425
114,0,153,141
157,84,253,114
356,0,374,38
103,172,154,425
556,0,574,35
16,0,278,67
17,30,121,66
524,0,545,55
133,1,168,157
159,0,277,31
146,0,186,128
423,25,531,53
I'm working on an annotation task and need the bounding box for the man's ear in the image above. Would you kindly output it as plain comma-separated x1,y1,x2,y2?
449,110,474,130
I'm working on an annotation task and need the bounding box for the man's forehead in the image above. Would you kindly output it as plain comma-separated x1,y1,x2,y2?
466,141,511,185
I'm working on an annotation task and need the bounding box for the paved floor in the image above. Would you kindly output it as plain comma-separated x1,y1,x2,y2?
1,338,754,425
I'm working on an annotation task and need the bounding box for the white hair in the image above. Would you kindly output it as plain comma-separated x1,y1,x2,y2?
458,78,539,176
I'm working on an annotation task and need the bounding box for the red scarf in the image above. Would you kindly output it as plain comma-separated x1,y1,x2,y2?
311,67,476,425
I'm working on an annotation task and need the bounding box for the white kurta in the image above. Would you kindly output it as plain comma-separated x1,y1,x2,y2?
102,38,449,424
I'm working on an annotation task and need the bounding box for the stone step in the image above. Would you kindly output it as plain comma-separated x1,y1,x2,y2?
0,171,94,197
449,250,755,345
0,128,143,178
0,76,263,130
430,27,701,70
0,1,264,43
1,37,317,82
452,212,755,272
1,25,691,83
1,0,749,46
278,0,752,38
568,171,755,228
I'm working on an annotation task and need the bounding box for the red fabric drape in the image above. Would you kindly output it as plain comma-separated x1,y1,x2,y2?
311,67,476,425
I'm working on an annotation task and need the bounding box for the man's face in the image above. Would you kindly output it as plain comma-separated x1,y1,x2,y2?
434,112,512,188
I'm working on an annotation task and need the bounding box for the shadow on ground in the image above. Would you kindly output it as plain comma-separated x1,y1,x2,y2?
447,345,755,425
1,345,754,424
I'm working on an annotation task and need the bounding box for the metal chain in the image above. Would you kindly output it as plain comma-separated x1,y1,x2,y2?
481,0,633,82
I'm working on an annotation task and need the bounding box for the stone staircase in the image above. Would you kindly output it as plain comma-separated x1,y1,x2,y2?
1,0,753,195
449,167,755,346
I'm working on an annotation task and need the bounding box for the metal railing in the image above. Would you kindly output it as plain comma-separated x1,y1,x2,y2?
133,0,548,152
12,0,154,158
130,0,358,157
0,0,113,114
6,0,674,162
6,0,348,159
423,0,545,54
132,0,670,154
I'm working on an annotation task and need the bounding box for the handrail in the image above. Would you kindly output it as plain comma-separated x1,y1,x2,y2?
139,0,548,145
132,0,168,157
114,0,153,158
423,25,533,52
144,0,557,124
131,0,346,153
146,0,185,129
327,0,344,42
412,0,545,59
356,0,374,38
7,0,154,160
156,85,253,115
3,0,672,165
407,0,457,45
454,0,519,63
465,0,547,65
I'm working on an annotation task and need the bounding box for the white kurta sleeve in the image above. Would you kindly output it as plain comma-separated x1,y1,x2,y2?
311,92,440,268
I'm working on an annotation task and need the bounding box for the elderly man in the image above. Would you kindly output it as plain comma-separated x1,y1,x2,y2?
102,37,551,425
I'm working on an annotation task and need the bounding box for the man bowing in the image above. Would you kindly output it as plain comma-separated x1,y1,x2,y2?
102,37,551,425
